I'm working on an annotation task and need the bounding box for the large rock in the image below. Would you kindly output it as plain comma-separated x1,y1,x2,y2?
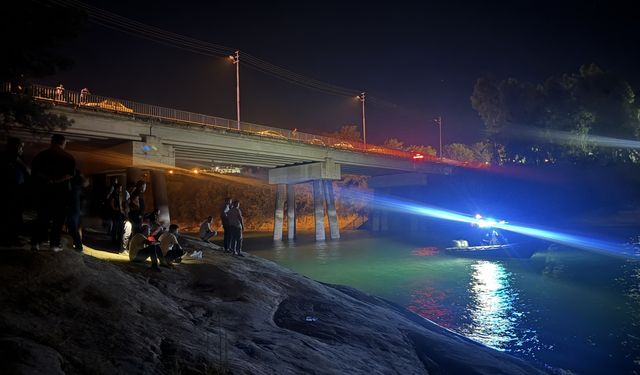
0,240,548,374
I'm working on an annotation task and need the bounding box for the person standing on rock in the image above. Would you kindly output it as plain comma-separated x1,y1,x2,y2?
30,134,76,252
67,169,88,252
227,200,244,257
220,197,232,252
128,180,146,233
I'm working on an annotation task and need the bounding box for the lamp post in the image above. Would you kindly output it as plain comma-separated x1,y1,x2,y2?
434,116,442,159
229,51,240,130
357,92,366,146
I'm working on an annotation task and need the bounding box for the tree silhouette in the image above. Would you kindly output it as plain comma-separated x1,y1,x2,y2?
1,0,85,134
471,64,640,164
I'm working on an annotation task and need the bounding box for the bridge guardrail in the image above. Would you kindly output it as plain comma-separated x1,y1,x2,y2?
5,83,435,161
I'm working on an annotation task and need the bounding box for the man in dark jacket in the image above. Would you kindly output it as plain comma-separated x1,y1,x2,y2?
220,197,232,252
30,134,76,252
227,200,244,256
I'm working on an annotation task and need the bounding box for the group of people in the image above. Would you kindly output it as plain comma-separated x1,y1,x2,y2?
104,177,148,251
2,133,247,272
54,83,90,104
1,134,84,252
128,223,188,272
104,178,201,271
200,197,245,256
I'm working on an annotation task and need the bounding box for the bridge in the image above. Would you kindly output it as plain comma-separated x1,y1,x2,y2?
8,84,461,241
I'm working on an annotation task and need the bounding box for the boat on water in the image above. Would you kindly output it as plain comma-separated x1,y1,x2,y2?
445,242,536,258
444,214,538,259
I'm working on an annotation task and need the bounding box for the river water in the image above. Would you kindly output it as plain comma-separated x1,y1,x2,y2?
246,231,640,374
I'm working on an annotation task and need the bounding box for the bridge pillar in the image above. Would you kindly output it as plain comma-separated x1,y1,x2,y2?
324,180,340,239
313,180,326,241
287,184,296,240
150,170,171,226
273,184,286,240
269,160,341,241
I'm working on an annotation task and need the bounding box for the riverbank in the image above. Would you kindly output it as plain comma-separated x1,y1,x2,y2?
0,231,552,374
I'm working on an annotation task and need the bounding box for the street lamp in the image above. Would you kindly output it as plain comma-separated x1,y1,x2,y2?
228,51,240,130
356,92,366,146
434,116,443,159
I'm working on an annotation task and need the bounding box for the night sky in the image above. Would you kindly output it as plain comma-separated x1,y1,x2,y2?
43,0,639,146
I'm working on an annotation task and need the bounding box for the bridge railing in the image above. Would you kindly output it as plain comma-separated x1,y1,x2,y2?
8,83,431,161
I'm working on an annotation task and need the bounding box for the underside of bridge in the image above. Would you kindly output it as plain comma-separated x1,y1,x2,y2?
8,107,453,242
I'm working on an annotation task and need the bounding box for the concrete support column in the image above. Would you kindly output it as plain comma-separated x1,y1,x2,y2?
287,184,296,240
313,180,326,241
273,184,286,240
150,169,170,225
324,180,340,239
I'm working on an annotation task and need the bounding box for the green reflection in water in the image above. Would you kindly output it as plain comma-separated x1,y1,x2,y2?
247,232,640,374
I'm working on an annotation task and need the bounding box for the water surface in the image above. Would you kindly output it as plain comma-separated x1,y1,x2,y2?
246,231,640,374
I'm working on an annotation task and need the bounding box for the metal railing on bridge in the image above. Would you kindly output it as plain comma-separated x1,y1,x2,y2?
4,83,435,161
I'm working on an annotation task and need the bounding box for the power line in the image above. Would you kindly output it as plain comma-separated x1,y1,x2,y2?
46,0,435,127
49,0,364,98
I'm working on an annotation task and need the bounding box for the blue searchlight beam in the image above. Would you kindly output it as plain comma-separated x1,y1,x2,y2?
340,189,638,258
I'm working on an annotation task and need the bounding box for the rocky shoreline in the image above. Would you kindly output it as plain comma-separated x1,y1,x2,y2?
0,235,553,374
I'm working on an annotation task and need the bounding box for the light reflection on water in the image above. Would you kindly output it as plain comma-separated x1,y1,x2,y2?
248,233,640,374
463,261,522,349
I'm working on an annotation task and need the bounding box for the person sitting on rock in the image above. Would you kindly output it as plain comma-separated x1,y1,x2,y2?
128,225,161,272
199,216,217,243
159,224,185,265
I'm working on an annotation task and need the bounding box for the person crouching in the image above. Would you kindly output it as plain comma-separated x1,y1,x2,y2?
159,224,185,266
199,215,217,243
128,225,161,272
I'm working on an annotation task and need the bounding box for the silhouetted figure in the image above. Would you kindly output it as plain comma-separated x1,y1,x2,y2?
129,225,161,272
30,134,76,252
103,176,119,234
128,180,146,232
67,169,87,252
109,183,128,248
482,229,508,245
220,197,232,252
1,137,30,246
80,87,89,104
199,215,217,243
146,208,164,240
55,84,64,101
227,200,244,256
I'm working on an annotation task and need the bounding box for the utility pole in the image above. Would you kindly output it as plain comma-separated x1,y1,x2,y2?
434,116,443,158
229,51,240,130
357,92,366,146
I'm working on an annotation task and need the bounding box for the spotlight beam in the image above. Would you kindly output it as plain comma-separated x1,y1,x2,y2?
339,189,638,258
